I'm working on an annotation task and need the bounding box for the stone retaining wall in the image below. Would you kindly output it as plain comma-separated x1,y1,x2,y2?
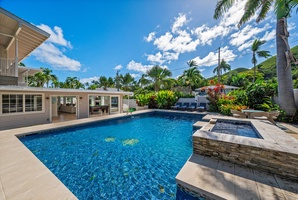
193,136,298,181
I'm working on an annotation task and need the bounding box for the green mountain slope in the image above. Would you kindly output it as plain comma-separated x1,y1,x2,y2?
258,45,298,79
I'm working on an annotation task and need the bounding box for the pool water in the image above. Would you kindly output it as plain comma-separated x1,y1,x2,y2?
20,112,203,199
211,121,261,138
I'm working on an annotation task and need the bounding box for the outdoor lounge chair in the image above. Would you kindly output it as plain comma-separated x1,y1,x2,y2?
197,103,206,112
251,112,269,120
231,109,246,118
186,102,197,111
178,102,190,110
171,102,182,110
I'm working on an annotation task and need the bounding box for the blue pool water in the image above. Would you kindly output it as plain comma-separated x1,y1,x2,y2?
20,112,204,199
211,120,261,138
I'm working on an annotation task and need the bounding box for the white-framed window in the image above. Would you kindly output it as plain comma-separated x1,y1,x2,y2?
1,93,44,115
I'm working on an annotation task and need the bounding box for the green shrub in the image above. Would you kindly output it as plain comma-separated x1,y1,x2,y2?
156,90,177,109
135,93,152,106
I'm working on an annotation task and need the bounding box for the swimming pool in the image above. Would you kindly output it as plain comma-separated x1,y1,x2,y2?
20,112,204,199
211,120,261,138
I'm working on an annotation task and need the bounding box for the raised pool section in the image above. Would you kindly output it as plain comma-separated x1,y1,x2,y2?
211,120,261,138
20,111,204,199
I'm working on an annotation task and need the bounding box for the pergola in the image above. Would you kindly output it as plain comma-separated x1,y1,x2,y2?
0,8,50,77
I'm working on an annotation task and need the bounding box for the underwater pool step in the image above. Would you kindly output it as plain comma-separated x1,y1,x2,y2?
176,154,298,200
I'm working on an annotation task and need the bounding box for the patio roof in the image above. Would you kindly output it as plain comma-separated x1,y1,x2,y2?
0,8,50,61
0,86,134,96
18,66,41,76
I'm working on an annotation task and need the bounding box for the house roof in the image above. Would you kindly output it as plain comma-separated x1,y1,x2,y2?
0,8,50,62
0,86,134,96
195,85,239,91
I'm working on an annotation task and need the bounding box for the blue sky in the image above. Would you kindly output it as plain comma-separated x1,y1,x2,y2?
1,0,298,84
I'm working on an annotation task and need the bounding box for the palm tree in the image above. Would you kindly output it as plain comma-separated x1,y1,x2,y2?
146,65,172,91
98,76,109,90
138,74,150,88
187,60,198,68
214,0,298,115
41,67,58,88
181,67,203,94
251,39,271,83
65,77,84,89
213,59,231,84
120,73,134,91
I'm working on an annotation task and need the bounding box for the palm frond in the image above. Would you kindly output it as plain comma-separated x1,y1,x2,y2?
214,0,236,19
256,0,273,23
239,0,262,27
256,50,271,58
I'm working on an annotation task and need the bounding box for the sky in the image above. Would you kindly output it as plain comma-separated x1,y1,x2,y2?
1,0,298,84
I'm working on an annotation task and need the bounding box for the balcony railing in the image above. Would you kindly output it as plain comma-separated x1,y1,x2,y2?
0,58,16,77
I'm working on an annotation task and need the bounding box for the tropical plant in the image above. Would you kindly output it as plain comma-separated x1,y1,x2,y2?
213,59,231,84
135,93,152,106
146,65,172,91
187,59,198,68
180,67,203,94
251,39,271,83
120,73,134,91
155,90,177,109
213,0,298,115
65,77,84,89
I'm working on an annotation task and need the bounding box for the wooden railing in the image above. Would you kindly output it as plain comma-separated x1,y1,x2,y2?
0,58,16,77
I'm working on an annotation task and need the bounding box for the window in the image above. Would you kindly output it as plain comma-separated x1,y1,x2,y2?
1,94,43,114
2,94,23,113
25,94,42,112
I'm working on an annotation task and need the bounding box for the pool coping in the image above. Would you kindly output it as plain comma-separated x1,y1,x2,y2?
0,109,205,200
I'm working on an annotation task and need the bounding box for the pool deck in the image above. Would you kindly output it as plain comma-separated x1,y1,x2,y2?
176,154,298,200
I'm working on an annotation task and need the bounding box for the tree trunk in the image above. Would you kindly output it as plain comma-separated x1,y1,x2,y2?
276,18,297,116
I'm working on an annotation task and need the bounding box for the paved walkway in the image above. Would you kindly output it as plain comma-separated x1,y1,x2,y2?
176,154,298,200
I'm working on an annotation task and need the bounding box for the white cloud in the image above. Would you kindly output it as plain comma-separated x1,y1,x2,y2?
37,24,72,48
172,13,188,33
114,64,123,70
193,24,231,46
163,52,179,62
80,76,100,84
126,60,154,73
229,23,271,51
261,30,275,42
193,46,236,67
145,32,156,42
288,22,296,31
153,31,199,53
146,52,164,64
32,43,81,71
31,24,82,71
130,73,141,78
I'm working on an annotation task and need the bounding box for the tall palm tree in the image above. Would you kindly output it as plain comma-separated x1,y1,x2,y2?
98,76,109,90
251,39,271,83
65,77,84,89
181,67,203,94
214,0,298,115
213,59,231,84
146,65,172,91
